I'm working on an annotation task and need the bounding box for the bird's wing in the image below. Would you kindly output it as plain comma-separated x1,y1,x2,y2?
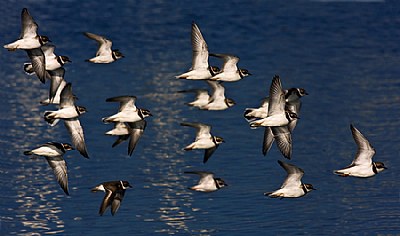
267,75,285,116
99,189,114,216
279,160,304,189
262,127,274,156
106,96,137,112
20,8,38,39
204,146,218,163
41,44,56,57
350,124,375,166
210,53,239,72
207,80,225,103
181,122,212,139
45,156,69,195
84,32,112,56
126,120,146,156
272,126,292,159
60,83,75,108
26,48,46,83
111,189,126,216
184,171,214,185
64,118,89,158
48,68,65,102
191,22,209,70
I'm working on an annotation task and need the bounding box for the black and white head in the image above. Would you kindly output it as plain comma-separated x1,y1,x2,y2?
285,111,299,121
225,98,236,107
59,55,72,64
239,68,251,78
119,180,133,189
213,136,225,145
210,66,220,75
138,108,152,119
303,183,315,193
285,88,308,102
373,162,387,173
61,143,74,152
76,106,87,115
214,178,228,189
39,35,51,45
112,50,124,60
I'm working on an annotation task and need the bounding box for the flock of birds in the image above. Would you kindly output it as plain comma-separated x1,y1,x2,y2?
4,8,387,216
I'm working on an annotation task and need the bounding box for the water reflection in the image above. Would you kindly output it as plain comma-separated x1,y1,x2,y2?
10,164,66,235
0,63,68,234
139,68,218,235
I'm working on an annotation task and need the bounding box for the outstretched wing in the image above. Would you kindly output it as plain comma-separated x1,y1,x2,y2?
45,156,69,195
272,126,292,159
84,32,113,56
181,122,212,140
191,22,209,70
111,190,126,216
20,8,38,39
210,53,239,72
279,160,304,189
26,48,46,83
99,189,114,216
106,96,137,111
64,118,89,158
267,75,285,116
350,124,375,166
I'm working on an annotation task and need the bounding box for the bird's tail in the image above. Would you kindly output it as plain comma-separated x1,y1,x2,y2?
243,108,256,122
23,151,33,155
23,63,35,75
44,111,60,126
102,117,112,124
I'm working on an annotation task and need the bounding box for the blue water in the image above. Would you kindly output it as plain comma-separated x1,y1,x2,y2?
1,0,399,235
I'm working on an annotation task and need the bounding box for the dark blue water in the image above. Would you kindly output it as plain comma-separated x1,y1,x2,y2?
1,1,399,235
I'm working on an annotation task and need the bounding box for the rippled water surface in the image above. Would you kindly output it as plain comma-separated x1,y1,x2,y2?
1,1,399,235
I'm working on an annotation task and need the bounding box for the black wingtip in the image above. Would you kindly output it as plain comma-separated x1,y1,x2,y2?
262,149,267,156
128,145,135,156
79,150,89,159
203,153,210,164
